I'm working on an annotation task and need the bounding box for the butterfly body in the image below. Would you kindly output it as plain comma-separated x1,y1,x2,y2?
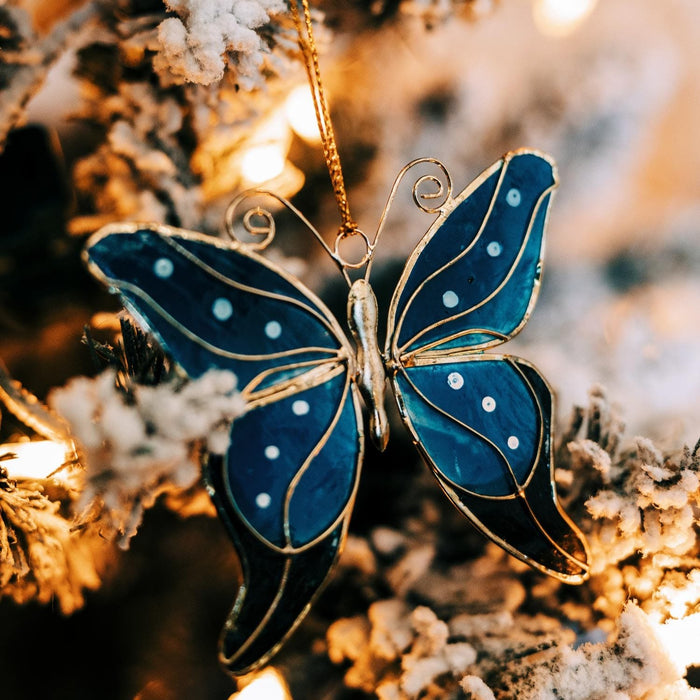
85,149,590,675
348,278,390,450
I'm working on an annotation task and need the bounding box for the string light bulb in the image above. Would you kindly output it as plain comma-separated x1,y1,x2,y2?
241,143,287,184
229,668,291,700
285,85,321,143
238,83,323,186
532,0,598,37
0,440,70,481
240,110,291,185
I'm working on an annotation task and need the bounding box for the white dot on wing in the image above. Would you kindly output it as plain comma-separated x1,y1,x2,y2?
153,257,174,278
447,372,464,390
264,445,280,460
256,492,272,508
482,396,496,412
265,320,282,339
486,241,502,257
212,297,233,321
292,399,310,416
442,290,459,308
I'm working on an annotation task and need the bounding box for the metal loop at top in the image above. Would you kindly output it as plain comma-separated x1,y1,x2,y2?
332,227,373,269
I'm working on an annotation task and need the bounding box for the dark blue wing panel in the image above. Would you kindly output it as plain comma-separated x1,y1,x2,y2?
393,356,588,581
395,358,539,497
85,227,341,390
388,151,589,582
392,152,556,356
205,453,345,675
288,388,361,546
393,167,499,319
171,235,328,313
226,372,360,549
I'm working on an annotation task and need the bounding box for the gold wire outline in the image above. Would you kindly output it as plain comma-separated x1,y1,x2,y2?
85,222,358,391
283,368,358,547
225,158,453,287
242,356,344,402
365,157,452,281
384,155,504,353
85,152,587,586
398,179,554,356
508,359,592,574
220,375,363,669
160,232,342,341
218,511,353,673
224,556,293,666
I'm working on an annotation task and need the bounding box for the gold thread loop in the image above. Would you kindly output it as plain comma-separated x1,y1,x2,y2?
290,0,358,241
333,228,373,269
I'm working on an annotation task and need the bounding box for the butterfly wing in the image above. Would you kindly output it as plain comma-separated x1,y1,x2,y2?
387,150,589,582
394,356,588,581
388,149,554,358
85,223,363,672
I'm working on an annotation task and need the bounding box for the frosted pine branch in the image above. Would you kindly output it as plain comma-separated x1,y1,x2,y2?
0,467,104,614
155,0,288,87
48,367,245,547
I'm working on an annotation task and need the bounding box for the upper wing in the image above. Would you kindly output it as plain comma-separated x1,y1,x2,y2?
386,150,557,361
85,223,349,392
392,355,589,582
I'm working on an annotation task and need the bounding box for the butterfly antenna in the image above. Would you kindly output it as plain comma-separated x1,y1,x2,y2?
365,157,453,281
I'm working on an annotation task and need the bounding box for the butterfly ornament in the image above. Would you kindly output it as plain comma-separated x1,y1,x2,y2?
85,149,590,675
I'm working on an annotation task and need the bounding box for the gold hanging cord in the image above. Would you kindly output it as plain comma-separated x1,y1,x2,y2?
290,0,359,239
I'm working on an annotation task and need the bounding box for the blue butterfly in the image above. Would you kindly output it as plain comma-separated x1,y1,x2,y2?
85,149,589,675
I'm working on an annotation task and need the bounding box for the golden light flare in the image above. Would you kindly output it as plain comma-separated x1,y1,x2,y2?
241,143,288,184
239,110,291,186
239,83,322,188
532,0,598,37
285,85,321,144
649,611,700,673
0,439,71,481
229,668,292,700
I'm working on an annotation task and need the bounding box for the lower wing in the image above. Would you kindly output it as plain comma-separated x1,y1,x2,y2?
391,354,589,583
207,368,363,675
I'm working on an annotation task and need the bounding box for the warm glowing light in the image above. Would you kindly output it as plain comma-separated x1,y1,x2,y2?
285,85,321,143
230,668,291,700
653,612,700,672
532,0,598,37
239,108,292,185
0,440,69,480
240,143,287,184
89,311,123,330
